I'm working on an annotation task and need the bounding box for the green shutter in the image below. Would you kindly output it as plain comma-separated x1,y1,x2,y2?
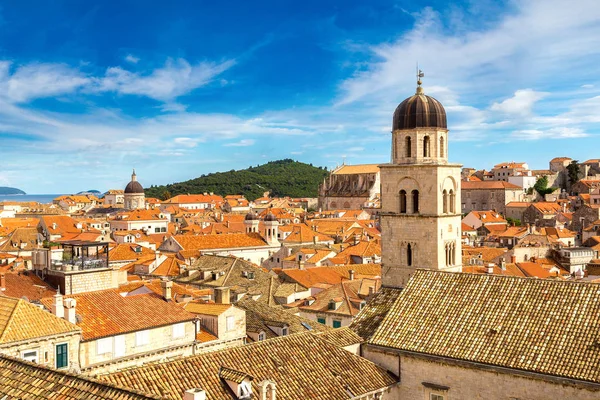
317,318,326,324
333,320,342,328
55,343,68,369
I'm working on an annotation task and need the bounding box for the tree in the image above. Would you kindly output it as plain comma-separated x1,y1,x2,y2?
161,190,172,201
506,217,522,227
533,176,557,197
567,160,580,185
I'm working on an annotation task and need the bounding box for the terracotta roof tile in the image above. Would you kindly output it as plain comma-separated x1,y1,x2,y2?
103,332,396,399
461,181,522,189
332,164,380,175
0,355,158,399
40,290,195,341
0,296,79,344
366,270,600,383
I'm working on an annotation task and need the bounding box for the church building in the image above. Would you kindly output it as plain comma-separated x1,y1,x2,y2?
351,76,600,399
380,77,462,287
124,169,145,210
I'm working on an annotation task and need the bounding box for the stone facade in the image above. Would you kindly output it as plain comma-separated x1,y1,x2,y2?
0,332,81,372
461,184,523,215
380,164,462,287
45,268,117,295
318,164,380,211
364,347,599,400
80,321,197,374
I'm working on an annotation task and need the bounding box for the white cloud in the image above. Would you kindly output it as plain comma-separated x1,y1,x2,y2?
94,58,236,101
0,62,89,103
490,89,548,116
224,139,255,147
511,127,589,140
125,54,140,64
173,137,202,148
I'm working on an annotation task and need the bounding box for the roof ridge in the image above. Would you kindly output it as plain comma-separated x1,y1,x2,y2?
0,298,21,343
0,353,161,398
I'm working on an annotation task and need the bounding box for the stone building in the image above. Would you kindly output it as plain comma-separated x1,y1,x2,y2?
461,180,524,215
124,170,145,210
380,78,462,287
318,164,380,210
353,270,600,400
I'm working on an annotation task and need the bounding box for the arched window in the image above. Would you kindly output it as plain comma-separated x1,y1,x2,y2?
405,136,412,158
423,136,430,157
399,190,407,213
440,136,445,158
412,190,419,213
407,244,413,266
442,190,448,213
449,189,456,213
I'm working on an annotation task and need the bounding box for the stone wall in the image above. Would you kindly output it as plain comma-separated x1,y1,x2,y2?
0,332,81,372
80,321,196,373
380,164,462,287
363,346,600,400
64,269,115,294
461,188,523,215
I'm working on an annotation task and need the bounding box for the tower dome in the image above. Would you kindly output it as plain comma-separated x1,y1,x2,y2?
124,169,144,194
245,212,259,221
264,213,277,222
392,84,447,131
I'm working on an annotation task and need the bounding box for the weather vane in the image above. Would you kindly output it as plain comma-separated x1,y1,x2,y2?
416,63,424,94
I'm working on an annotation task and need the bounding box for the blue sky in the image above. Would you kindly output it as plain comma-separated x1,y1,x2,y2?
1,0,600,193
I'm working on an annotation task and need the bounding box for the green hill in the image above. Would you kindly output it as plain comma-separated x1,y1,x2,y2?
145,159,328,201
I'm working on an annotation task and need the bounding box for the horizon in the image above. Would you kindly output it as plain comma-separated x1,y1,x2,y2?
1,0,600,193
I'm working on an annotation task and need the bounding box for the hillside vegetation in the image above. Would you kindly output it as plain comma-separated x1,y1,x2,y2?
0,187,26,195
145,159,328,201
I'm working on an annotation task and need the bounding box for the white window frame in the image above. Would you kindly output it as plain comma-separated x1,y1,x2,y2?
96,337,113,355
172,322,186,339
226,316,235,332
135,330,149,347
258,332,265,341
430,394,445,400
21,349,39,363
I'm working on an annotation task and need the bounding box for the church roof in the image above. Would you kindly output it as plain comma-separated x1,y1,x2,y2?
332,164,380,175
392,87,447,131
359,270,600,384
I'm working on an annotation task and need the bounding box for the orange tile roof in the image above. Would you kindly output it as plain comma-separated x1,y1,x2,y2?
0,272,56,301
461,181,522,189
283,224,334,244
332,164,380,175
461,223,476,232
469,211,507,223
280,267,345,288
530,202,561,214
196,329,218,343
164,194,224,205
40,290,195,341
337,241,381,258
109,244,155,262
169,232,268,251
183,302,232,316
505,201,532,208
0,296,80,344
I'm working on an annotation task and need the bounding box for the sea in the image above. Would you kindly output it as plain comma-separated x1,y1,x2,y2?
0,194,63,204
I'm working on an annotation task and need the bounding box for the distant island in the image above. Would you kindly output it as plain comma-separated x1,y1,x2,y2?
0,186,26,195
77,190,102,195
145,159,329,201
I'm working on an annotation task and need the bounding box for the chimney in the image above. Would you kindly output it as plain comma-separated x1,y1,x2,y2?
183,388,207,400
500,258,506,271
155,250,160,266
354,235,359,245
486,264,494,274
299,261,305,270
214,287,230,304
64,298,77,324
0,274,5,291
313,235,318,244
348,270,355,281
161,280,173,301
52,292,64,319
511,255,516,264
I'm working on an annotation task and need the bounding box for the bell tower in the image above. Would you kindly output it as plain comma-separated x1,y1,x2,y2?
381,72,462,288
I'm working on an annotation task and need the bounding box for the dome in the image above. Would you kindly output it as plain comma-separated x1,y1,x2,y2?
264,213,277,222
392,86,447,131
245,212,259,221
124,169,144,194
124,181,144,194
